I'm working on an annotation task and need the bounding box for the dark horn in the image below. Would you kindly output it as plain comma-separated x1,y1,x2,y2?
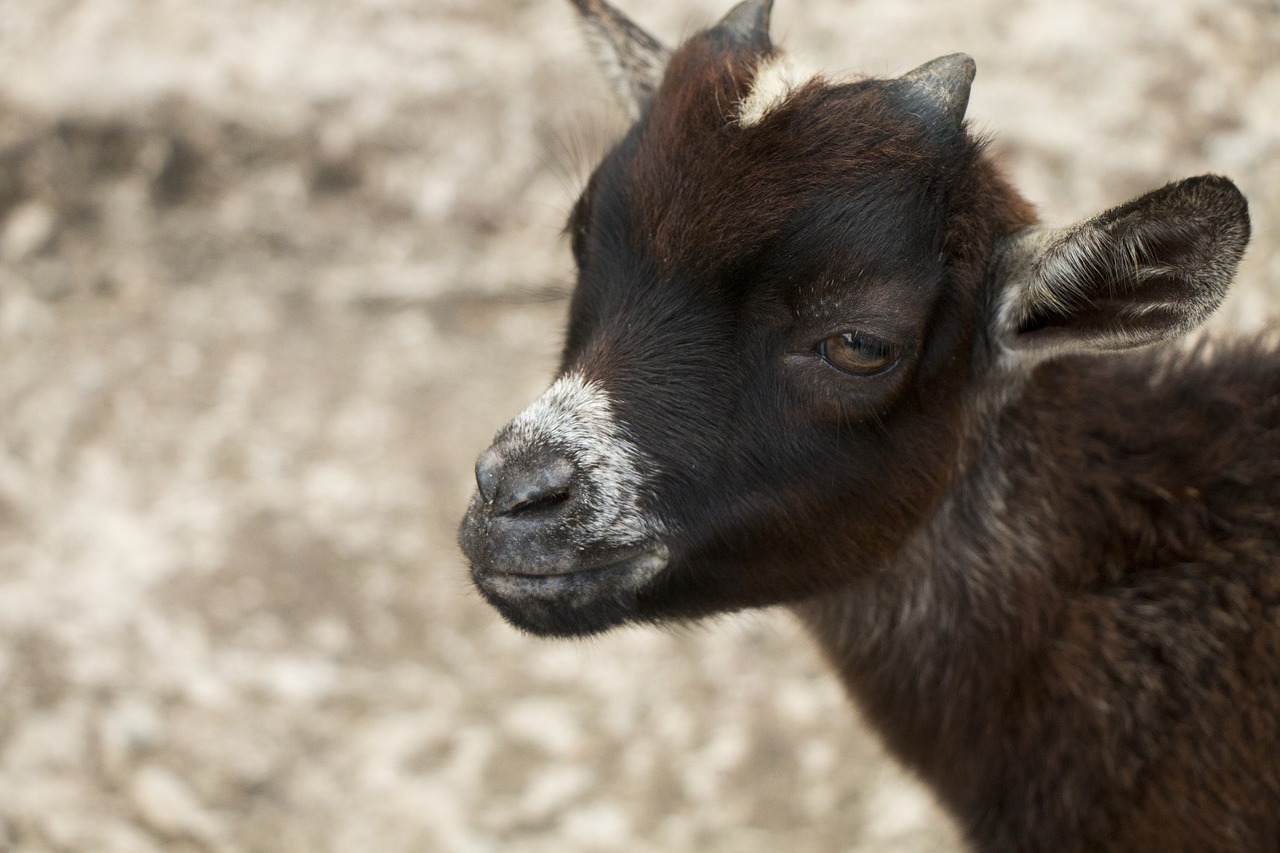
714,0,774,44
900,53,976,129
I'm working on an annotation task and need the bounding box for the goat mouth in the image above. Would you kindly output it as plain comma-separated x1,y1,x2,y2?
498,542,670,580
470,541,670,637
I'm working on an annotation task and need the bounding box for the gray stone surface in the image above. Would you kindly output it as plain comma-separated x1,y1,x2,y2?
0,0,1276,850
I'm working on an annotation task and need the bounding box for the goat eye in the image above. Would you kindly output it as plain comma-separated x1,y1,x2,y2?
818,332,899,376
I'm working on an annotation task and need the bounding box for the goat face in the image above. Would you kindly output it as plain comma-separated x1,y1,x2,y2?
458,0,1248,638
459,0,996,636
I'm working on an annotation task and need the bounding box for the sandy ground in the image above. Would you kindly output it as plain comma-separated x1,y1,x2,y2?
0,0,1276,850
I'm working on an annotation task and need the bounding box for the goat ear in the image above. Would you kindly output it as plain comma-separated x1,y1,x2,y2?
991,175,1250,360
568,0,669,120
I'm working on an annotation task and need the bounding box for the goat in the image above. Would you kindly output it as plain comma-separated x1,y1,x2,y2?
458,1,1279,849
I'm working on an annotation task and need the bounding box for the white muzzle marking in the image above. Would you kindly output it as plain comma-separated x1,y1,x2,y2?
502,373,658,547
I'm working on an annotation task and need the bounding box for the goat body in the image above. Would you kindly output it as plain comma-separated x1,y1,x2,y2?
458,1,1277,849
800,343,1280,849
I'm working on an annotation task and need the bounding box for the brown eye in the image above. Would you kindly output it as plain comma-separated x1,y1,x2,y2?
818,332,899,376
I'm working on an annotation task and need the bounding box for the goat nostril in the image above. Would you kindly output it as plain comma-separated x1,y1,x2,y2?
476,448,503,504
505,486,571,517
493,453,576,518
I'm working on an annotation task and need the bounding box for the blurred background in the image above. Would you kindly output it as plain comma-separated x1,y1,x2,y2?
0,0,1276,850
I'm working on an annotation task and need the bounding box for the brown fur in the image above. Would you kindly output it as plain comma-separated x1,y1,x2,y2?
460,3,1272,850
799,342,1280,851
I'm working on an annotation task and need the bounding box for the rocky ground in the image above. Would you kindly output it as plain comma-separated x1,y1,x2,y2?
0,0,1276,850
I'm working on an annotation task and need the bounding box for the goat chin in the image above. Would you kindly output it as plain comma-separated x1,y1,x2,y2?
463,513,669,637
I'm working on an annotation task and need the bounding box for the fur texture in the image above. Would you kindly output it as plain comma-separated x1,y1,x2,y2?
459,3,1270,850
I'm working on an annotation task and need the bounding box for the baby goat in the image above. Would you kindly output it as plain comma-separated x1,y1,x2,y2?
459,1,1278,849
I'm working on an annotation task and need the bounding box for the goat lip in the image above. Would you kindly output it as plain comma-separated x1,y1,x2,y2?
470,541,670,637
498,541,670,581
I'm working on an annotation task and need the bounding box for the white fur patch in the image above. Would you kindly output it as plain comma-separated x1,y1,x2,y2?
503,373,657,546
990,225,1116,367
737,53,818,127
573,3,668,122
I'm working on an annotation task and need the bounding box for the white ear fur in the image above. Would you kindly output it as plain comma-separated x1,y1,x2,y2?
569,0,669,120
989,175,1250,365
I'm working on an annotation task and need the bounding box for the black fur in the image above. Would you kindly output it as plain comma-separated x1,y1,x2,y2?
459,4,1271,850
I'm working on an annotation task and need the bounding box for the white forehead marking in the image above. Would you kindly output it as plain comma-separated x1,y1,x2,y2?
738,53,818,127
504,372,657,546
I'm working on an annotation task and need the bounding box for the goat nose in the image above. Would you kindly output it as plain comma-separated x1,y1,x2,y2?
475,446,576,517
475,448,503,504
